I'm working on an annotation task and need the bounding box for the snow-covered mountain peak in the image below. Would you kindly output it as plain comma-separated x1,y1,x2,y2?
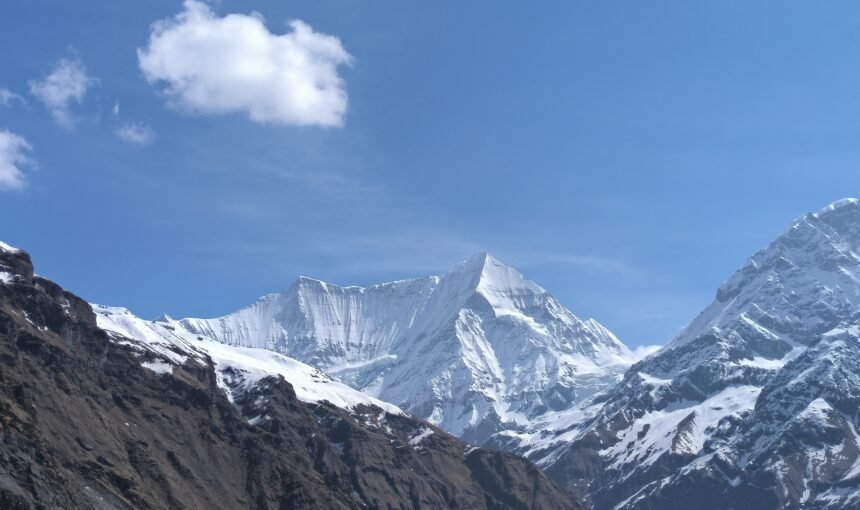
528,199,860,509
445,252,540,289
669,199,860,350
439,252,548,314
158,252,632,443
475,254,546,295
814,196,859,217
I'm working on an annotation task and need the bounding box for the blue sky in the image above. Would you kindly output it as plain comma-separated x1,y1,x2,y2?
1,1,859,348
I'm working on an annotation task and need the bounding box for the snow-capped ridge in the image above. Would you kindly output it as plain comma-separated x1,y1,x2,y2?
152,251,631,444
0,241,20,253
289,273,441,294
529,198,860,509
815,197,859,217
94,304,404,416
670,198,860,350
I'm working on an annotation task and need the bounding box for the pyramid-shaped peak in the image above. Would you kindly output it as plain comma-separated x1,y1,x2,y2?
447,252,545,296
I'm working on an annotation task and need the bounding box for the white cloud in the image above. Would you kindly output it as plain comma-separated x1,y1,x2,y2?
116,122,155,146
631,344,663,361
138,0,352,127
0,130,34,191
0,88,25,107
28,58,96,127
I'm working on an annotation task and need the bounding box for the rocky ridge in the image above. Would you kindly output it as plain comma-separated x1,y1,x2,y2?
517,199,860,509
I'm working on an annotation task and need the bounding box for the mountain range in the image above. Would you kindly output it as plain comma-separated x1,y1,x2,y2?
0,240,581,509
3,198,860,509
157,252,634,444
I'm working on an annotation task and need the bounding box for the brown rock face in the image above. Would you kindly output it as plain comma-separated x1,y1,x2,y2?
0,246,582,510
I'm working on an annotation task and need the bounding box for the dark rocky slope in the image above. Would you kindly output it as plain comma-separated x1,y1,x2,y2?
0,245,582,510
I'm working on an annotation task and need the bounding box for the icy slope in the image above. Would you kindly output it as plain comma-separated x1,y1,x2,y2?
613,324,860,510
166,252,633,443
533,198,860,509
94,305,403,416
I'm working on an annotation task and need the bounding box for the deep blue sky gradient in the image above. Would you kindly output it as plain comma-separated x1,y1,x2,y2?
2,1,860,347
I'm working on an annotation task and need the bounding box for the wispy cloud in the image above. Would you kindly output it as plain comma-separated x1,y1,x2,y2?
138,0,352,127
115,122,155,146
204,177,482,278
0,88,26,107
522,252,640,276
0,129,34,191
29,57,96,128
145,143,639,284
488,249,643,280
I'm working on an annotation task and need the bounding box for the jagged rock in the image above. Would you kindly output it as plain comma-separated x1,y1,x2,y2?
523,199,860,509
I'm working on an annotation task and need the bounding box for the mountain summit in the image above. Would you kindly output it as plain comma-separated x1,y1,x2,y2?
164,253,633,443
671,196,860,350
529,198,860,509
